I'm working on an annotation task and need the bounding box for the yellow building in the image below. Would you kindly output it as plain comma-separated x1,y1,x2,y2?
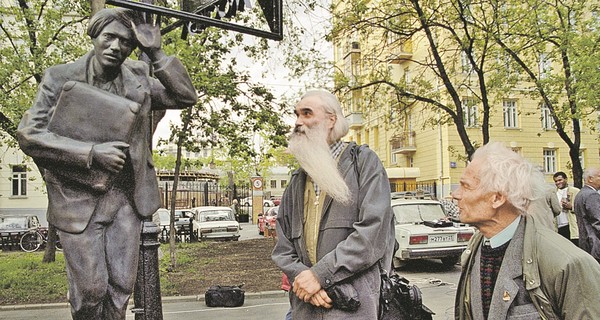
332,4,599,198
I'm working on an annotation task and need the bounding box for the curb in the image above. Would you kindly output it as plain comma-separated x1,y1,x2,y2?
0,290,288,311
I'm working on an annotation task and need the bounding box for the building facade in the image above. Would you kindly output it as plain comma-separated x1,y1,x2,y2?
0,144,48,225
332,2,600,198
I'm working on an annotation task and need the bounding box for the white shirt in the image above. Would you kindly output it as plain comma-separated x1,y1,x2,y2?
555,188,569,227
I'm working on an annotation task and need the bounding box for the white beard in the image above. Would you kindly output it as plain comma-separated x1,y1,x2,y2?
288,122,351,204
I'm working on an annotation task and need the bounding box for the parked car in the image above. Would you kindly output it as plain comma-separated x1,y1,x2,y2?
191,206,240,241
258,206,279,235
0,214,42,234
391,196,475,268
174,209,194,229
240,197,275,208
0,214,43,249
152,208,171,232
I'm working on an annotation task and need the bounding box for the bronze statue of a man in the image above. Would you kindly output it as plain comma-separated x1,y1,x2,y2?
17,8,197,320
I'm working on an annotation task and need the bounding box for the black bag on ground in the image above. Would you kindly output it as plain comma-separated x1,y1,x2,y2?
379,271,435,320
205,284,245,307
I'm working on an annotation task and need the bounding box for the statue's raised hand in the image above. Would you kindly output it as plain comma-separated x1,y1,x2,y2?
132,23,162,59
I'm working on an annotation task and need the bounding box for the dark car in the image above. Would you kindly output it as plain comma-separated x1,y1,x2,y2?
174,209,194,229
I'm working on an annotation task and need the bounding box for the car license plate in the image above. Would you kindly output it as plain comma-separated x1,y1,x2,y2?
429,234,455,243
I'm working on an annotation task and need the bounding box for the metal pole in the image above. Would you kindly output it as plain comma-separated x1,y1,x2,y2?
131,2,164,318
132,221,163,320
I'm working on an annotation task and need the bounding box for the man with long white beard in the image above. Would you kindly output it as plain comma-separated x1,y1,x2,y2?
272,89,396,319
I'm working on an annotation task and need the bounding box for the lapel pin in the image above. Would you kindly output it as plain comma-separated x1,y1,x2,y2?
503,290,510,301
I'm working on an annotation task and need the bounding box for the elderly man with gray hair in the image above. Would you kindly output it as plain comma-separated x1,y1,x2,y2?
272,89,396,319
573,167,600,264
454,142,600,320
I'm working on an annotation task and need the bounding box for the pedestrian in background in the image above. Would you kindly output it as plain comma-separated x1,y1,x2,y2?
272,89,396,319
454,142,600,319
553,171,580,245
573,167,600,264
528,184,561,230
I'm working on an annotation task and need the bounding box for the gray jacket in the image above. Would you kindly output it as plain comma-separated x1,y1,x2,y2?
272,142,395,319
455,216,600,319
573,185,600,259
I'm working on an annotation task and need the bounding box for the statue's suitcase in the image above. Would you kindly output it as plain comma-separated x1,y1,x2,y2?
205,284,245,307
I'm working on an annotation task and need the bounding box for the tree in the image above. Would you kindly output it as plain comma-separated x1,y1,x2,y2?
1,0,90,262
330,0,600,185
1,0,333,264
478,0,600,187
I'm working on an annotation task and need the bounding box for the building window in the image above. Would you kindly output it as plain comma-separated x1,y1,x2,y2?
404,66,412,85
541,103,555,130
280,180,287,188
391,151,397,165
11,165,27,196
543,149,557,173
462,98,479,127
270,180,277,188
408,156,414,168
503,100,518,128
461,51,474,73
539,53,551,79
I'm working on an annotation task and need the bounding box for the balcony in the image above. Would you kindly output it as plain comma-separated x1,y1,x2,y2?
387,41,413,63
390,131,416,154
346,112,363,130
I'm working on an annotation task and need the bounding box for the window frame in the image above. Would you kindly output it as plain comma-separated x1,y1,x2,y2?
503,99,519,128
11,165,27,197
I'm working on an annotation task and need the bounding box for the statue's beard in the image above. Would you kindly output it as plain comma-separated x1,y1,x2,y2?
288,122,350,204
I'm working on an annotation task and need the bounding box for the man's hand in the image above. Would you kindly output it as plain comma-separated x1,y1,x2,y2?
309,289,333,308
131,23,163,60
292,270,322,302
92,141,129,173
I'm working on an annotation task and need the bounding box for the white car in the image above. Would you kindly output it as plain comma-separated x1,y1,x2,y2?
152,208,171,232
240,197,275,208
392,197,475,268
191,206,240,241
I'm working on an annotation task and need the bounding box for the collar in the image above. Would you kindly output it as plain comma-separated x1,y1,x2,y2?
484,215,521,248
586,184,598,192
313,141,346,197
330,140,345,159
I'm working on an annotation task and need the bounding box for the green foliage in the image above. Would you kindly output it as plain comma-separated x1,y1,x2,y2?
0,1,89,141
331,0,600,173
0,251,68,304
1,0,331,181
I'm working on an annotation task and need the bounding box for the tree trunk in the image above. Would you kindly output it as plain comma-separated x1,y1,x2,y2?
42,224,58,263
90,0,105,16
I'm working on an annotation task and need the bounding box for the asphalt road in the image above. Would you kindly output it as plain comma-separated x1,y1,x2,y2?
0,222,461,319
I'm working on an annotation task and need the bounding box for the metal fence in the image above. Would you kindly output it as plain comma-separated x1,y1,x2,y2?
159,181,252,209
156,223,195,243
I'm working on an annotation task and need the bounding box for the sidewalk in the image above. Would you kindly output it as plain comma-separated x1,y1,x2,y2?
0,221,269,313
0,290,287,312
